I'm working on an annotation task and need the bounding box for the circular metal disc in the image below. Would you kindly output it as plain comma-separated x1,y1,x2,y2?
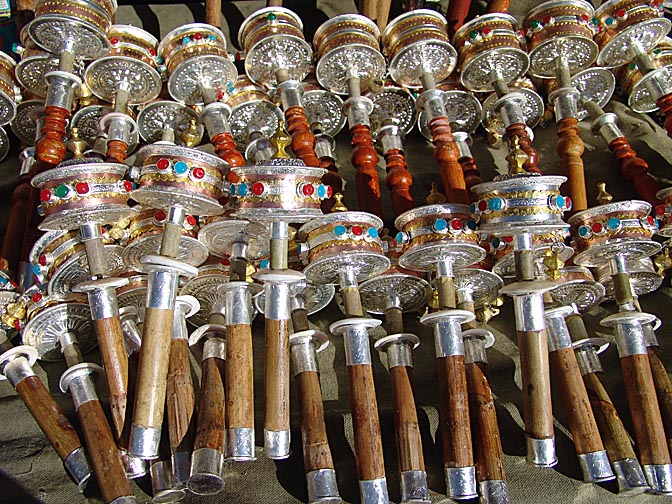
597,18,672,68
116,282,147,315
303,252,390,285
38,205,137,231
130,186,223,217
47,245,125,295
481,87,544,136
137,100,202,144
179,272,228,327
549,278,605,312
572,67,615,121
85,56,162,104
572,239,662,267
197,219,270,259
302,89,346,137
315,45,386,95
600,270,663,301
399,242,485,272
27,15,110,59
528,36,599,78
460,47,529,92
359,273,431,313
0,88,16,127
368,87,417,136
22,303,96,361
0,126,9,162
629,66,672,113
228,100,282,149
16,54,83,97
255,282,335,316
122,235,208,272
168,55,238,106
418,90,481,140
453,268,503,307
388,40,457,88
11,99,43,145
245,35,313,87
493,243,574,278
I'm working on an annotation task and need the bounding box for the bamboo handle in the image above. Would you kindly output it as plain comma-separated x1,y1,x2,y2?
466,361,506,481
518,330,554,441
264,319,291,433
608,137,662,206
193,357,226,452
556,117,587,212
649,348,672,453
226,324,255,432
296,370,335,473
350,123,383,217
285,106,320,167
505,123,541,174
437,355,473,468
205,0,221,27
1,176,32,274
36,106,69,165
211,132,245,168
319,154,342,213
656,93,672,140
445,0,472,37
428,116,470,205
166,338,195,454
384,148,415,218
620,354,671,465
77,400,133,503
389,365,425,472
549,347,604,454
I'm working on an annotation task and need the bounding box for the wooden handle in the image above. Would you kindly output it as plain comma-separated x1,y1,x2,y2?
384,306,404,335
342,286,364,318
649,348,672,453
436,355,474,468
428,116,470,205
384,148,415,218
1,176,32,274
17,0,35,29
456,300,477,330
505,123,541,174
445,0,472,37
518,330,554,441
319,154,342,213
205,0,221,27
608,137,662,205
106,140,128,164
166,338,196,454
15,375,83,461
466,361,506,482
93,316,129,441
359,0,377,19
285,106,320,167
77,399,133,503
487,0,510,12
389,365,425,472
656,93,672,140
211,131,245,168
549,347,604,455
350,123,383,217
348,364,386,480
264,319,291,433
556,117,588,212
36,106,69,165
296,370,335,473
226,324,255,431
376,0,392,32
194,356,226,452
291,307,311,333
133,307,174,430
620,354,671,465
583,372,638,462
437,276,457,310
458,156,483,198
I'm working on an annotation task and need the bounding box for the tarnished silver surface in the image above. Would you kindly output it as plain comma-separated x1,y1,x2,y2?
572,67,616,121
493,243,573,278
479,479,510,504
256,282,335,316
229,100,282,149
526,436,558,467
168,55,237,105
528,36,598,79
130,186,223,217
48,245,125,295
445,466,477,500
374,333,418,368
63,445,92,492
16,54,83,97
123,235,208,271
481,87,544,135
137,100,202,144
454,268,503,307
359,274,431,313
388,41,457,89
245,36,313,87
315,45,386,95
596,18,671,68
22,303,96,361
612,458,650,495
188,447,225,495
303,89,346,137
460,48,529,92
577,450,615,483
399,469,430,504
198,219,270,259
304,252,389,285
85,56,161,104
629,66,672,113
418,90,481,140
116,276,147,316
368,86,417,136
38,204,136,232
305,468,341,504
11,100,43,146
27,15,110,59
399,242,485,273
643,464,672,494
359,477,389,504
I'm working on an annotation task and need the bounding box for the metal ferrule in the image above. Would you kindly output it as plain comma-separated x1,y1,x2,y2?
45,70,81,110
644,74,672,102
386,341,413,368
202,337,226,361
445,466,478,500
146,269,179,310
436,256,454,278
612,458,650,495
63,446,92,492
79,222,107,276
87,287,119,320
231,240,248,260
345,96,373,128
3,357,36,387
121,317,142,356
612,322,648,357
121,451,148,479
291,339,319,375
172,451,191,485
171,312,188,340
400,469,430,503
314,135,335,159
610,254,628,275
199,102,231,136
19,148,35,177
513,233,532,251
419,89,446,122
150,459,176,497
456,286,473,306
525,436,558,467
479,480,510,504
643,323,659,347
105,114,135,144
264,429,290,459
643,464,672,494
379,128,403,153
225,287,254,325
464,338,487,365
226,428,255,461
454,132,472,159
574,347,603,376
494,95,525,127
306,468,341,504
513,293,546,332
66,373,99,409
343,326,373,366
433,318,465,358
545,313,572,352
59,332,79,352
277,79,303,109
359,477,389,504
550,88,579,122
593,113,622,144
340,268,358,289
188,447,225,495
129,425,161,459
577,450,614,483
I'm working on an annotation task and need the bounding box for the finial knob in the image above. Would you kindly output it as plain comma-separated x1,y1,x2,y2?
595,182,613,205
426,182,446,204
270,119,291,159
506,136,528,175
182,118,201,148
66,128,87,159
330,193,348,212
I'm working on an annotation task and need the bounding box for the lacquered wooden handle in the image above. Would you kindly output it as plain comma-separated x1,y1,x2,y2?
205,0,221,27
437,355,474,469
264,319,291,433
77,399,133,503
549,347,604,455
384,148,415,218
649,348,672,452
518,330,554,441
1,176,32,274
620,354,671,465
319,154,342,213
227,324,255,433
608,136,662,205
487,0,510,12
166,338,195,454
106,140,128,164
656,93,672,140
194,357,226,452
211,131,245,168
458,156,483,197
296,370,334,473
556,117,587,212
15,375,83,461
36,106,69,165
428,116,470,205
466,361,506,482
445,0,472,36
505,123,541,174
285,106,319,167
389,365,425,472
350,123,383,217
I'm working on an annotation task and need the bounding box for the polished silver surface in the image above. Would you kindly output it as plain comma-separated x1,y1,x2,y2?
359,477,389,504
359,274,431,314
85,56,161,104
528,36,598,79
612,458,650,495
577,450,615,483
226,427,255,461
168,55,237,106
130,186,223,217
63,446,92,493
481,87,544,136
48,245,125,295
27,15,110,58
264,429,291,460
479,479,510,504
303,252,390,285
643,464,672,494
303,88,346,137
129,424,161,459
418,90,482,139
596,18,671,68
526,436,558,467
330,317,381,366
368,86,417,136
600,312,655,357
123,235,208,271
421,310,474,358
11,100,43,146
306,468,342,504
316,46,386,95
229,99,282,149
460,48,529,93
188,447,225,495
59,363,101,408
445,466,478,500
399,469,430,503
137,100,202,144
245,36,313,87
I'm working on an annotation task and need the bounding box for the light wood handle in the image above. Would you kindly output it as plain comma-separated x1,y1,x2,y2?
166,338,195,454
518,330,554,440
296,370,334,472
437,276,457,310
556,117,587,212
264,318,291,433
342,287,364,318
350,123,383,218
285,106,320,167
389,365,425,472
359,0,377,19
428,116,470,205
456,300,477,330
194,356,226,452
226,324,255,431
205,0,221,27
384,148,415,218
649,348,672,453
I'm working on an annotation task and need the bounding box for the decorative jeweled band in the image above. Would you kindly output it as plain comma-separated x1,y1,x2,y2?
395,217,478,246
139,159,221,187
306,223,381,250
472,192,572,219
574,215,657,242
229,179,332,202
38,178,132,215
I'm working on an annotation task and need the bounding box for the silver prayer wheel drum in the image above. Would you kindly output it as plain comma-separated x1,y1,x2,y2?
254,281,336,316
593,256,663,300
121,208,208,271
226,77,282,151
314,14,386,95
568,200,661,267
71,105,140,153
158,23,236,105
367,84,417,136
299,212,390,284
11,99,44,146
453,267,503,308
594,0,670,67
230,159,328,222
395,204,485,272
453,13,529,92
418,86,482,140
131,144,228,216
302,80,346,137
0,52,21,126
32,161,136,231
136,100,202,146
85,25,162,105
480,78,544,136
546,266,606,312
655,186,672,236
197,217,270,259
15,48,84,98
239,7,312,87
359,273,432,314
383,9,457,88
471,174,571,236
489,232,572,278
523,0,599,78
